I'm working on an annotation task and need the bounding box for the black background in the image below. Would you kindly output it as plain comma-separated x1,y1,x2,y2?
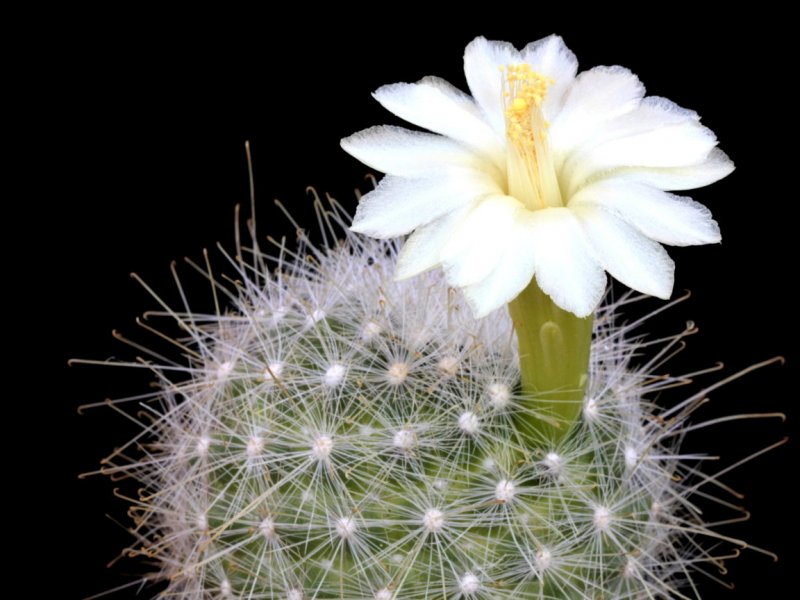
23,12,796,599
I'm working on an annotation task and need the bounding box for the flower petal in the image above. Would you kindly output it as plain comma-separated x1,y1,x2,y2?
520,35,579,119
395,203,476,279
549,65,645,161
461,220,537,317
563,97,719,194
570,179,721,246
573,205,674,299
341,125,494,178
607,148,735,191
350,172,501,238
526,207,607,317
441,195,524,287
373,76,504,162
463,37,521,136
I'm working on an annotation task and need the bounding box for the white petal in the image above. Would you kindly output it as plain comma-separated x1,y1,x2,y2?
395,203,476,279
608,95,701,132
573,205,674,299
351,172,501,238
462,220,537,317
373,76,504,162
441,195,524,287
526,207,607,317
607,148,735,191
463,37,521,136
549,65,645,160
563,97,719,194
341,126,493,178
520,35,579,119
570,179,721,246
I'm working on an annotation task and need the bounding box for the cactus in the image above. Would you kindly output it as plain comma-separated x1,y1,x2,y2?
82,194,782,599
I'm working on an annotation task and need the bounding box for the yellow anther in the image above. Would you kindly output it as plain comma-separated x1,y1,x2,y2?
512,97,528,113
502,63,562,211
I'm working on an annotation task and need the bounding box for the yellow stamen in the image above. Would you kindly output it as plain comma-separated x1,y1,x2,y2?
512,97,528,113
503,64,562,211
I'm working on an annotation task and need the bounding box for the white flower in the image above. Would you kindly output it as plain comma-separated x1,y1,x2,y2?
342,36,732,317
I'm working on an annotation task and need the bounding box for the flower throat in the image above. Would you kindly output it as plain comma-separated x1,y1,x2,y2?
503,64,563,210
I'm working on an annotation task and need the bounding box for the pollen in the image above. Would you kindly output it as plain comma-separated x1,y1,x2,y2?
503,63,562,211
504,64,552,144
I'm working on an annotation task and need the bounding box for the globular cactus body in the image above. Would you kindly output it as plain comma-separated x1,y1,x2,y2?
96,199,761,599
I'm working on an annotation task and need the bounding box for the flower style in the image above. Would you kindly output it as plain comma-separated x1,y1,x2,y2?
342,36,732,317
